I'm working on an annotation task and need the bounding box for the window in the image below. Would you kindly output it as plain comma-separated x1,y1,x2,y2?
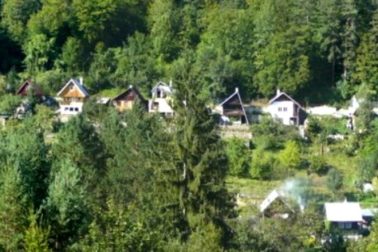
338,222,353,229
278,107,282,112
283,107,288,112
69,107,74,111
74,108,79,112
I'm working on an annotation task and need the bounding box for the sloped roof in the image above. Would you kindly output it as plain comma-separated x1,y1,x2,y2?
151,81,173,95
113,86,146,102
269,91,304,110
57,78,89,97
260,190,294,213
218,88,249,124
16,80,43,96
325,202,364,222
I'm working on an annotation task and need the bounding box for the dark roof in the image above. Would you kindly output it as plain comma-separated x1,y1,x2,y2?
218,88,249,124
16,80,43,97
112,86,146,102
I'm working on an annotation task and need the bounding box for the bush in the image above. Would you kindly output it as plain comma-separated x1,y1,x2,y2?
0,94,22,114
279,140,302,171
225,138,251,177
250,149,275,180
308,155,329,175
327,168,343,191
252,116,300,151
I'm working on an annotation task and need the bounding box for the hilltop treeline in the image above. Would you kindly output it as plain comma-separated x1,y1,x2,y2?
0,0,378,102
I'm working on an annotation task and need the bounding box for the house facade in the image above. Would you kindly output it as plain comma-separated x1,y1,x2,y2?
325,202,364,231
56,78,89,118
148,81,174,117
112,86,147,112
215,88,249,125
267,90,306,126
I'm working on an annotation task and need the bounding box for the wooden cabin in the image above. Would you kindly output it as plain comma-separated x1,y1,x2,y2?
56,78,89,117
16,80,43,97
112,86,147,112
215,88,249,125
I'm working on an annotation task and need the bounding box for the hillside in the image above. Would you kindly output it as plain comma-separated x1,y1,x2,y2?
1,0,378,251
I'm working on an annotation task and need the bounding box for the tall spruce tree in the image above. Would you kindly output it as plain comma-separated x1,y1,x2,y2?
0,166,28,251
171,53,234,246
353,10,378,95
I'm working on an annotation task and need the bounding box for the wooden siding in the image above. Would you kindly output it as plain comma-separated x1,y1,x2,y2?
59,83,87,99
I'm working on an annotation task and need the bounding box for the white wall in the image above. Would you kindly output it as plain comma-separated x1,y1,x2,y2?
59,101,84,115
268,101,295,125
148,98,174,115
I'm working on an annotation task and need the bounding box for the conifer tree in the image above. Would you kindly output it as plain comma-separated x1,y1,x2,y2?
0,166,28,251
171,53,234,245
44,160,89,250
353,10,378,95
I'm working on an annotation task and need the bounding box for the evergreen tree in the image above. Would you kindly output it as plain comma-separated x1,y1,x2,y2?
51,115,107,200
24,212,50,252
0,166,28,251
44,160,90,250
171,53,234,245
353,10,378,95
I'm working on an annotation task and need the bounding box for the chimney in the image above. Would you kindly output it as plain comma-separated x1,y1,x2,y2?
235,87,239,93
276,88,281,95
169,79,173,87
79,77,83,86
129,84,133,89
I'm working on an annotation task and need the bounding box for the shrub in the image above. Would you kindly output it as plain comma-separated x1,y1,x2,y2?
252,116,300,150
279,140,302,171
225,138,251,177
250,149,275,180
327,168,343,191
308,155,329,175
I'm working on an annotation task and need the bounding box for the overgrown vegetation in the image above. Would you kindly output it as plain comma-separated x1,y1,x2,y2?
1,0,378,251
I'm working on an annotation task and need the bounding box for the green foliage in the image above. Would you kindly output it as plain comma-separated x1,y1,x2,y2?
1,0,41,42
250,149,275,180
225,138,250,177
279,140,302,171
308,155,329,175
0,94,21,114
0,166,28,251
171,53,234,243
252,116,300,150
44,160,90,250
24,212,50,252
327,168,343,191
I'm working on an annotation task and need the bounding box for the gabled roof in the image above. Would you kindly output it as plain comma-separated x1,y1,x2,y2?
113,86,146,102
260,190,294,213
325,202,364,222
16,80,43,96
151,81,173,95
218,88,249,124
269,90,304,110
57,78,89,97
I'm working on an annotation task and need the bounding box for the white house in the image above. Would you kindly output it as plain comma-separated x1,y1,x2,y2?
267,90,306,126
56,78,89,120
324,202,364,230
148,81,174,117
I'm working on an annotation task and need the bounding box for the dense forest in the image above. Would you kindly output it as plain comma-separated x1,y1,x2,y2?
2,0,378,251
0,0,378,102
